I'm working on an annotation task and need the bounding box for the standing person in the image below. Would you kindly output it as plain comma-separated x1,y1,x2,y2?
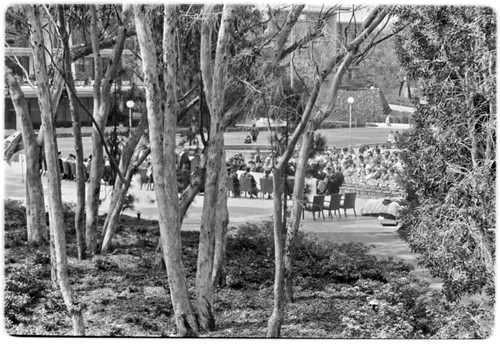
146,161,154,190
58,151,64,175
327,166,345,195
394,130,401,148
250,123,259,143
385,114,392,127
387,131,395,145
229,167,241,197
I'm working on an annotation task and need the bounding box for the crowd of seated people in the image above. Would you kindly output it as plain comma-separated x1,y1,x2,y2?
295,144,407,199
131,140,407,199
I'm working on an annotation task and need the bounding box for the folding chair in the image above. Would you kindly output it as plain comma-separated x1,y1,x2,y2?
302,195,326,221
340,192,357,217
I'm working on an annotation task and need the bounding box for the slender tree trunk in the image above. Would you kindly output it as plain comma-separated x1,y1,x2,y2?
85,4,130,256
25,4,85,335
282,7,390,306
67,82,86,260
5,70,47,246
134,5,199,336
284,130,313,302
101,120,148,253
58,5,86,260
196,4,234,332
212,149,229,288
267,170,285,337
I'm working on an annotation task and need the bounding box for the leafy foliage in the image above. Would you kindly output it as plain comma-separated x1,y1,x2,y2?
225,221,413,289
340,277,493,339
393,6,496,302
4,197,494,337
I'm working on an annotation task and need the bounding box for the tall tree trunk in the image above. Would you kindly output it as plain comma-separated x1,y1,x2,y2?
282,6,390,305
196,4,234,332
5,70,47,246
85,4,130,256
134,4,198,336
267,170,285,337
212,149,229,288
101,117,148,253
58,4,86,260
284,130,313,302
25,4,85,335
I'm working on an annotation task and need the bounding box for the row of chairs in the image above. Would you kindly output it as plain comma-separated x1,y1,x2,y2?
227,177,274,198
302,193,357,221
341,178,405,199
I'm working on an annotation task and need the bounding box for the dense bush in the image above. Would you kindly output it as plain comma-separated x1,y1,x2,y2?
340,276,493,339
394,6,495,304
4,260,50,326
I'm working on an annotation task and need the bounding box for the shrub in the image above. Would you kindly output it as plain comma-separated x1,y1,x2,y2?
294,234,412,285
225,221,413,289
340,276,494,339
4,263,48,325
225,221,275,288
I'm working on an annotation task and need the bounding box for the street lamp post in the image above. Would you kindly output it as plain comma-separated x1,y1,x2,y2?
126,100,135,136
347,97,354,148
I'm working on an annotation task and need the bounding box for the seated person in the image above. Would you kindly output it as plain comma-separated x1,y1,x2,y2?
240,167,259,198
244,135,253,144
177,163,190,192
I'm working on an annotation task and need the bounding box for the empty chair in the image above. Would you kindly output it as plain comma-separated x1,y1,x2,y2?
326,193,342,219
240,177,253,198
340,192,357,217
259,178,273,198
302,195,325,221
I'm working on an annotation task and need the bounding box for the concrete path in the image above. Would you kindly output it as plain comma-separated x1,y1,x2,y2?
3,161,416,263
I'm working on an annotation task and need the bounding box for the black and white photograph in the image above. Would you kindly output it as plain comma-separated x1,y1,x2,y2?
1,1,496,339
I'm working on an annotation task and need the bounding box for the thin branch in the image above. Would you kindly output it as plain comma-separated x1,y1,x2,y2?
44,44,127,184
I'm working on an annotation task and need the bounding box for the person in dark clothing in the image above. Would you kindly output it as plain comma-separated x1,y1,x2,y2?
326,166,344,195
178,148,191,170
177,163,190,192
249,124,259,142
229,168,241,197
241,167,259,198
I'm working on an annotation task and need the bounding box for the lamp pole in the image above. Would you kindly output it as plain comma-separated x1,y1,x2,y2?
347,97,354,148
126,100,135,136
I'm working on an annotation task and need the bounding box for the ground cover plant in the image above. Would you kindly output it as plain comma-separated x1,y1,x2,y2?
3,201,494,338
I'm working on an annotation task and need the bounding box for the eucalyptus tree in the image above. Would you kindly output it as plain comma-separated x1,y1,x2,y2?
196,4,236,331
86,4,131,256
284,5,394,306
5,70,47,246
134,4,199,336
24,4,86,335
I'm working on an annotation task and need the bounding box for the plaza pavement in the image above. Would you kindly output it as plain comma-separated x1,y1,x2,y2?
2,123,444,287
